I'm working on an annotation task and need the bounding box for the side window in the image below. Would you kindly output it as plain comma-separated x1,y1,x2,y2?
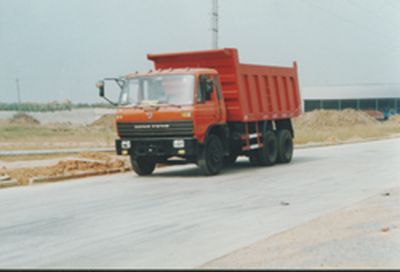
214,75,222,100
198,75,213,102
197,78,205,103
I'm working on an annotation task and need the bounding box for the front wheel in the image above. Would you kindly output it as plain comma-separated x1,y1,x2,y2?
198,135,224,175
130,156,156,176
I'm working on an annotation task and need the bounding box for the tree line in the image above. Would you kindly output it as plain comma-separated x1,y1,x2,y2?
0,101,114,112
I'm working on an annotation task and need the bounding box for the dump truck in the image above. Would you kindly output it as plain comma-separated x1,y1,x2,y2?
96,48,302,176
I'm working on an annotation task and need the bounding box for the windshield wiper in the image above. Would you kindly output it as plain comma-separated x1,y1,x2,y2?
164,103,182,108
155,101,182,108
128,102,182,109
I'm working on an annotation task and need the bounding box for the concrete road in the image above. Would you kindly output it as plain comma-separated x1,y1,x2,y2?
0,138,399,268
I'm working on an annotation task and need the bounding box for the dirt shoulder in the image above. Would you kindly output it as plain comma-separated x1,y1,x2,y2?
202,187,400,269
0,152,130,187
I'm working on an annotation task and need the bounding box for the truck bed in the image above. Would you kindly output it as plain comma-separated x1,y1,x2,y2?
148,48,302,122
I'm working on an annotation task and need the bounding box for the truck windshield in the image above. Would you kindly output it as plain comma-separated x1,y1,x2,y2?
119,74,195,106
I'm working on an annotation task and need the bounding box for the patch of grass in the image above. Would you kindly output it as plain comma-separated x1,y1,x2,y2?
0,123,117,151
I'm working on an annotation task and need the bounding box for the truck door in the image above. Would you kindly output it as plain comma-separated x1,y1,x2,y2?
195,75,219,141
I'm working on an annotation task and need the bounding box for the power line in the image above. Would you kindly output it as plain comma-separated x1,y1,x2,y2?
385,0,400,11
306,82,400,87
302,0,400,46
346,0,400,32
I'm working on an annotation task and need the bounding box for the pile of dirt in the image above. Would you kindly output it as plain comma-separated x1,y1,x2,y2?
0,158,126,185
293,109,379,129
362,110,383,120
78,151,116,162
388,114,400,124
9,112,40,125
89,114,116,129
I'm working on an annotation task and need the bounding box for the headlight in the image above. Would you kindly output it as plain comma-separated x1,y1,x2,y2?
121,140,131,149
173,139,185,148
181,112,192,118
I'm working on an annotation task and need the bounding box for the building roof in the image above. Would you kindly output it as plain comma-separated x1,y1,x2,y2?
301,84,400,100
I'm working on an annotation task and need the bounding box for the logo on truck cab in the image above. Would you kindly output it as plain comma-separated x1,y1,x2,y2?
134,124,170,129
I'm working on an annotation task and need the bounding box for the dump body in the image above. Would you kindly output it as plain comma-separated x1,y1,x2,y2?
148,48,301,122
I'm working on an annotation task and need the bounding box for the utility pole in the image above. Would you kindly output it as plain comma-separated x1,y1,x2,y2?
211,0,218,49
16,78,22,110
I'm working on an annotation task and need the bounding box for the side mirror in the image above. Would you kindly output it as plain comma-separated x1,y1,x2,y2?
96,80,105,97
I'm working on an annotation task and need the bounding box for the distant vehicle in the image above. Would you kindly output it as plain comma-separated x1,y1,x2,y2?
96,48,302,176
383,108,390,121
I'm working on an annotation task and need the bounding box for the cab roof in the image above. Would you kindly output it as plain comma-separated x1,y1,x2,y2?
125,68,216,79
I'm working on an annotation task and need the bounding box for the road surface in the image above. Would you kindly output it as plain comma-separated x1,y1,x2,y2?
202,187,400,268
0,138,399,268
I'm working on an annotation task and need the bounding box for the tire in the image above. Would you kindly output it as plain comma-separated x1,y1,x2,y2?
130,156,156,176
277,129,293,163
248,131,278,166
256,130,278,166
198,135,224,175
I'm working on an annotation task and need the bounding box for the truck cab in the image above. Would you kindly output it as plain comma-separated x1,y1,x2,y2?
98,68,229,176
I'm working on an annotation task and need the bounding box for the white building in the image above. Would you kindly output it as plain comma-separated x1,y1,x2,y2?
301,83,400,113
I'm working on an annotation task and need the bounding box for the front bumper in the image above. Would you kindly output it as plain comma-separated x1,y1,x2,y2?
115,137,199,157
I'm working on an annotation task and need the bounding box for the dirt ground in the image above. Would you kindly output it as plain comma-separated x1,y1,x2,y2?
1,109,399,151
0,112,116,151
0,152,129,186
202,187,400,269
1,109,399,187
292,109,400,145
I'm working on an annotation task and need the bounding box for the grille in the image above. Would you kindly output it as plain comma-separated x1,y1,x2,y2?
117,121,194,138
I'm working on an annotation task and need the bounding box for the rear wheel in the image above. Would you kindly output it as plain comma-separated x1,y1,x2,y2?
130,156,156,176
258,130,278,166
249,131,278,166
277,129,293,163
198,135,224,175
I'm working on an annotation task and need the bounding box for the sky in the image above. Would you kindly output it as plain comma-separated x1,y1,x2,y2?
0,0,399,103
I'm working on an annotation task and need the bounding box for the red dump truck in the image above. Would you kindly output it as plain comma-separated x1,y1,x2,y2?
97,48,302,176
